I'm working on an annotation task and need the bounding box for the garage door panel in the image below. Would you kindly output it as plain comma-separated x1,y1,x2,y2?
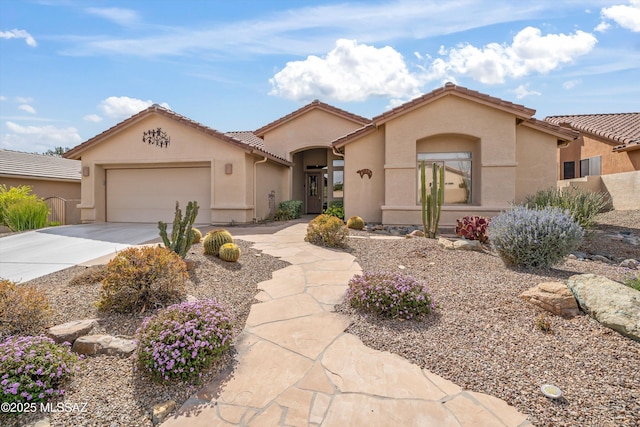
107,168,210,223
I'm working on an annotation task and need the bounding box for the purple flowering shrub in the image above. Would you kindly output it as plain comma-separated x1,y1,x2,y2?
489,206,583,269
455,216,490,243
0,335,80,406
135,299,234,382
345,271,436,319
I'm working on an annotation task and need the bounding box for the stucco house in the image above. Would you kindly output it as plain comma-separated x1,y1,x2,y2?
0,149,81,225
546,113,640,180
64,83,578,226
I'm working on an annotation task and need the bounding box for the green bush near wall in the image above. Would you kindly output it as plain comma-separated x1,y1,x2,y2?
274,200,303,221
0,184,50,231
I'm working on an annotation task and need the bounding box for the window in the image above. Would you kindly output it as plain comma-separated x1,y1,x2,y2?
563,161,576,179
580,156,601,177
332,159,344,199
418,152,472,204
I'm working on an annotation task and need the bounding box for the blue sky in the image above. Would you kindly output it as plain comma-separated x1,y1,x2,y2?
1,0,639,154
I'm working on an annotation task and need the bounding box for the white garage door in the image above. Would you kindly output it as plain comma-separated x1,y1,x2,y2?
106,167,210,223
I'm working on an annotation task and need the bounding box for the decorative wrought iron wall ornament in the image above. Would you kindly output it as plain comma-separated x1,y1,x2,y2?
357,168,372,179
142,128,170,148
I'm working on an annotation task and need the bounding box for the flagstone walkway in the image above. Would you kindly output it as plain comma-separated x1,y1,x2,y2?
161,223,532,427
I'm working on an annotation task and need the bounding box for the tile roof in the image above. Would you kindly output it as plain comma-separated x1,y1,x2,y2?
0,149,81,181
225,131,266,150
520,118,580,142
64,105,291,166
373,82,536,125
254,99,371,137
544,113,640,152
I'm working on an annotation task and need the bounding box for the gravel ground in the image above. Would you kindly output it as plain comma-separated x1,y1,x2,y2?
337,210,640,427
2,238,289,427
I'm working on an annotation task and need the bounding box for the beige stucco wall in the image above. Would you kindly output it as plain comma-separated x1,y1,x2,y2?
261,109,365,160
515,125,558,202
600,170,640,210
254,158,289,220
343,129,385,223
379,95,518,225
76,113,287,224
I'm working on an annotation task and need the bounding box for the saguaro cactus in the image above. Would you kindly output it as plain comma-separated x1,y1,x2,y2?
158,200,199,258
421,161,444,238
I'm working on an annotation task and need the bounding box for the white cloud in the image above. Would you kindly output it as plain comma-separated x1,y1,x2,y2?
83,114,102,123
594,21,611,32
18,104,36,114
97,96,170,118
600,1,640,32
16,96,33,103
269,39,423,102
0,96,6,101
0,29,37,47
85,7,139,26
563,79,582,89
1,121,82,151
426,27,597,84
513,84,541,99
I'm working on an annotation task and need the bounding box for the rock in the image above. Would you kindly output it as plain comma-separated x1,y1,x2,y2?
47,319,98,344
152,400,176,425
186,294,198,302
567,274,640,342
183,259,196,270
452,239,482,251
72,334,136,357
438,237,455,250
520,282,580,318
590,254,613,264
25,417,50,427
620,259,639,269
567,254,578,260
406,229,425,238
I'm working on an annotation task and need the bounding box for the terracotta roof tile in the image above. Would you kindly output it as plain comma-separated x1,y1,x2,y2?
544,113,640,151
1,149,81,181
373,82,536,125
331,123,377,148
520,118,580,142
254,99,371,136
225,131,266,150
64,105,291,166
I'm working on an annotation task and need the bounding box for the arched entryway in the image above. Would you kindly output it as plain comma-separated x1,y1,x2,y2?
291,148,344,214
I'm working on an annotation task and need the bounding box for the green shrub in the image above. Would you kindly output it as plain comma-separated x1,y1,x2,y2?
202,229,233,256
624,273,640,291
97,246,188,313
346,216,365,230
489,206,583,269
218,243,241,262
524,187,608,229
1,335,80,406
135,299,233,382
0,279,51,338
345,271,436,319
323,200,344,220
274,200,303,221
305,214,348,248
0,185,49,231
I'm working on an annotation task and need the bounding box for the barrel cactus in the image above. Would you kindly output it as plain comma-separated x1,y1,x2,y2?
219,243,241,262
203,229,233,256
346,216,365,230
191,227,202,244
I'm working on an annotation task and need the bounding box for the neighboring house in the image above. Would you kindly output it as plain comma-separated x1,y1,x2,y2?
0,149,81,225
64,83,578,226
546,113,640,180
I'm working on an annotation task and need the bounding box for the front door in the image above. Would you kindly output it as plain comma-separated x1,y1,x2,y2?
305,172,323,214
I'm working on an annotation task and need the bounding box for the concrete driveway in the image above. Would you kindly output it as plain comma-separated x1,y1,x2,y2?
0,223,166,283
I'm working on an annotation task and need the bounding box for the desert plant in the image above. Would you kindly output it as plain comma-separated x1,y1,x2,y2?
346,216,365,230
624,273,640,291
0,279,51,338
0,335,80,406
158,201,199,259
345,271,436,320
420,161,444,238
489,206,583,269
3,198,49,232
97,246,188,313
535,313,553,333
218,243,241,262
135,299,233,382
191,227,202,244
68,266,107,287
305,214,348,248
524,187,608,229
274,200,303,221
323,200,344,220
455,216,491,243
203,229,234,256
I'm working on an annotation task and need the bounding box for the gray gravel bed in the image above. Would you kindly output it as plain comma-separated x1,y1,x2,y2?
339,210,640,427
2,239,288,427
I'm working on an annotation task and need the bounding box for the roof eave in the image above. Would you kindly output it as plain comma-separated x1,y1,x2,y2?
331,123,377,149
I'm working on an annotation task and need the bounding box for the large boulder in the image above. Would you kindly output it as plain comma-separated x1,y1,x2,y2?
567,274,640,342
520,282,580,318
72,334,136,357
47,319,98,344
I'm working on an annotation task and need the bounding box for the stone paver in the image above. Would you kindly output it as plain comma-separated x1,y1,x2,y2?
161,223,532,427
